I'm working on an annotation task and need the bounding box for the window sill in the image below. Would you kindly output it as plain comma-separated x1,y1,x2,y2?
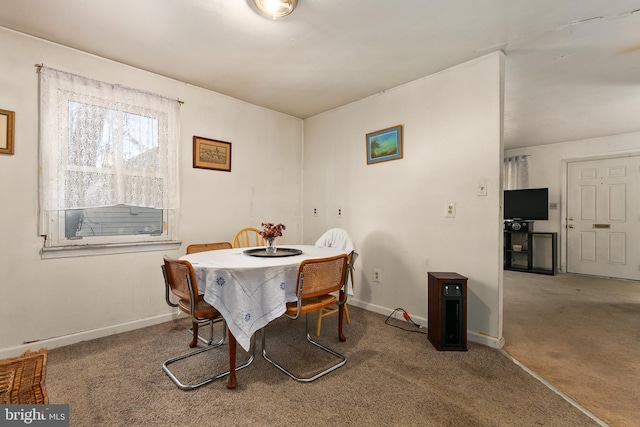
41,240,182,259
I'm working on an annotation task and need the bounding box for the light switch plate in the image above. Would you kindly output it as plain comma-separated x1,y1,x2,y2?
477,179,487,196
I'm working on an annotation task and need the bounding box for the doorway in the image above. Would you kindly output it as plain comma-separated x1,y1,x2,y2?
566,155,640,281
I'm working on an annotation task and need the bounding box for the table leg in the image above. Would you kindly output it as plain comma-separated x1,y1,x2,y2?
338,291,346,342
226,329,237,389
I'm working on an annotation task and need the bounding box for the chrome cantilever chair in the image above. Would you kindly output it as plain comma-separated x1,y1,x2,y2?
184,241,233,345
262,253,349,382
161,255,253,390
232,227,265,248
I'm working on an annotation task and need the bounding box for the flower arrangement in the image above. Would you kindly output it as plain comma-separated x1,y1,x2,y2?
259,222,286,240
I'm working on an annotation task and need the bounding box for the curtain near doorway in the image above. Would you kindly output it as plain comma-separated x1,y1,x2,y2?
503,155,529,189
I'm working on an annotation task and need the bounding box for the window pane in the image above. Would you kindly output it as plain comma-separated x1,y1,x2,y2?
67,101,113,168
122,111,159,168
65,170,115,207
65,205,163,238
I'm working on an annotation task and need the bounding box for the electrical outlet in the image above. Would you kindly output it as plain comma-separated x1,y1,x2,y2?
445,202,456,218
337,207,344,218
373,268,381,283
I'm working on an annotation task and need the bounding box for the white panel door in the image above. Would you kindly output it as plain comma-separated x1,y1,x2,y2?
567,156,640,280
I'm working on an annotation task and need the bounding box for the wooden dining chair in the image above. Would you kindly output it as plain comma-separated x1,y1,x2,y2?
186,241,232,254
314,228,358,336
316,251,357,336
261,253,349,382
161,256,253,390
232,227,265,248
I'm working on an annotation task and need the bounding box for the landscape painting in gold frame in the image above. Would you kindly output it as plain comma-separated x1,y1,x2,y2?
366,124,402,165
193,136,232,172
0,109,15,155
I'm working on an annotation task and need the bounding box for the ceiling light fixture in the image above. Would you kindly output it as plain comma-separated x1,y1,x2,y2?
252,0,298,20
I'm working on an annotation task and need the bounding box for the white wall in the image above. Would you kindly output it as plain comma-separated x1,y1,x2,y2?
505,132,640,271
0,28,303,357
303,52,505,346
0,27,507,356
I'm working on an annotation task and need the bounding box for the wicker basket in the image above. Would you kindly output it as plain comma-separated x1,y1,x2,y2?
0,348,48,404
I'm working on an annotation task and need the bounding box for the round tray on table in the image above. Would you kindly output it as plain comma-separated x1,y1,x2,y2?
242,248,303,257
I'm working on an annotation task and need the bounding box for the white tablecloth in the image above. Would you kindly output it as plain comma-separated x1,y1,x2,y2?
181,245,346,351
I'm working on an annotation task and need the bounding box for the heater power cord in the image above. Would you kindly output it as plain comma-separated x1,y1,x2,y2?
385,308,427,334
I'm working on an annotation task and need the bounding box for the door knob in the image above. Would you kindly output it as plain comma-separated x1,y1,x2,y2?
568,224,574,228
568,216,574,221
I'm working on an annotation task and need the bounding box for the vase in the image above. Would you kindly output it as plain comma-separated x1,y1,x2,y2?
266,237,277,254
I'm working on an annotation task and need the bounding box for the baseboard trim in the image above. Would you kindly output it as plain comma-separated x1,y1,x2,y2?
0,312,179,360
348,300,504,349
2,301,505,359
468,331,504,348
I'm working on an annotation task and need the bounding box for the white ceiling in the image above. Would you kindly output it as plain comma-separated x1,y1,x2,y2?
1,0,639,149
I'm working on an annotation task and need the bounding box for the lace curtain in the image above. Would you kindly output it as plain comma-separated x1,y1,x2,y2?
39,66,179,212
503,155,529,190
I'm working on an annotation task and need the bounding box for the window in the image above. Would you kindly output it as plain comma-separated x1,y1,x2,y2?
38,67,180,256
65,206,163,239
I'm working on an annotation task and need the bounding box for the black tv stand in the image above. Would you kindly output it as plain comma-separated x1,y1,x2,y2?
504,221,557,275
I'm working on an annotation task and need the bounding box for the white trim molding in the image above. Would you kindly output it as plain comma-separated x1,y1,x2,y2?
0,312,180,360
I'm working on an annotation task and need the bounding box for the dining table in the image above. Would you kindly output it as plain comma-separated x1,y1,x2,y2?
180,244,348,388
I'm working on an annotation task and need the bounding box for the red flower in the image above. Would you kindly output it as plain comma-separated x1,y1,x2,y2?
259,222,286,239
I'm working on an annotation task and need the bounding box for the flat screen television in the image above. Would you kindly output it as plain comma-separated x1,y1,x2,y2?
504,188,549,220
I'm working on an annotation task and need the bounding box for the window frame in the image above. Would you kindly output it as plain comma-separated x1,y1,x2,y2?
39,67,181,257
41,209,180,259
51,208,177,246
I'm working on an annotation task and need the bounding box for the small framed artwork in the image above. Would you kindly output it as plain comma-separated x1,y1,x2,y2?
366,124,402,165
0,109,15,155
193,136,232,172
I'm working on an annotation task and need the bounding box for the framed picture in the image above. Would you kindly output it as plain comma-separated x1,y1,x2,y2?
0,109,15,155
193,136,232,172
366,124,402,164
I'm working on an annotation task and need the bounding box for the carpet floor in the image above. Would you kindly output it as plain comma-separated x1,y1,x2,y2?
45,306,600,426
503,270,640,427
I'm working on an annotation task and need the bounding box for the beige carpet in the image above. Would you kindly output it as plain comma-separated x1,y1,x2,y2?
503,270,640,427
44,307,600,426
